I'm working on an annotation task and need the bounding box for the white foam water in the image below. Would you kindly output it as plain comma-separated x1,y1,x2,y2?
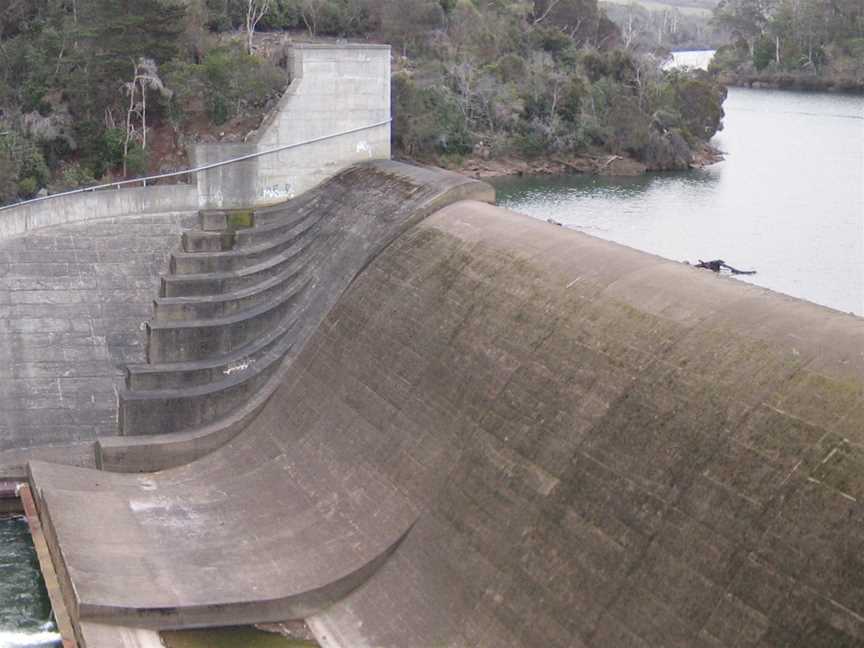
0,630,62,648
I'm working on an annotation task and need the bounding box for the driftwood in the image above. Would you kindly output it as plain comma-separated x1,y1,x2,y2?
600,155,623,170
696,259,757,275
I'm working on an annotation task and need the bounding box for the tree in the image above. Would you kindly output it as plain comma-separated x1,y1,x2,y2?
79,0,187,67
712,0,769,55
245,0,271,53
121,57,170,175
0,146,18,204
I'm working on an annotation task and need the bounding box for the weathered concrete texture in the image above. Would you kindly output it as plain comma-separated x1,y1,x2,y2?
192,143,258,210
254,44,391,204
30,200,864,647
0,185,197,240
0,212,195,464
104,161,494,471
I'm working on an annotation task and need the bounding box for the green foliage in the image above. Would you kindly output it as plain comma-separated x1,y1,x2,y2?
558,78,587,124
125,143,149,176
393,72,472,157
60,164,98,190
17,177,38,199
74,121,110,179
200,45,285,123
80,0,188,68
103,129,127,169
711,0,864,76
0,150,18,204
162,44,285,126
18,146,50,188
661,71,727,140
753,35,775,70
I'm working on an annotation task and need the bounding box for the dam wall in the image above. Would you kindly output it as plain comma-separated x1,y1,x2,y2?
27,196,864,647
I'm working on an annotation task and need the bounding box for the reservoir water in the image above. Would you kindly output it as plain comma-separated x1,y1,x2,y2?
495,78,864,316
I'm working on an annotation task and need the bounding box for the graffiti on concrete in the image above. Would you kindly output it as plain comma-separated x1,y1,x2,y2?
356,141,373,158
260,183,295,201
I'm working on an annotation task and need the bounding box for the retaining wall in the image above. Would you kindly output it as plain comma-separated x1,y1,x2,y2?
195,43,391,209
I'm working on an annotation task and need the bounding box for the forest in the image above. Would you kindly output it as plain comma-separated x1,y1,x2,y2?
0,0,728,204
709,0,864,89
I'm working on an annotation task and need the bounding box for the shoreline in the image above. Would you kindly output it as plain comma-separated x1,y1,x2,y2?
716,72,864,95
416,143,724,181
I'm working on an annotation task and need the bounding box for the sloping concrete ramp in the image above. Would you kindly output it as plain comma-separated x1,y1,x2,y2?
31,200,864,647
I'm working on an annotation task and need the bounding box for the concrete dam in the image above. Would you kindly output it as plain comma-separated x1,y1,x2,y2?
0,45,862,648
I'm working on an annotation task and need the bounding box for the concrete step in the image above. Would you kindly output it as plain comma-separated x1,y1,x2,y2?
169,212,321,275
146,277,309,364
119,331,295,436
160,239,310,298
153,264,307,322
126,313,301,391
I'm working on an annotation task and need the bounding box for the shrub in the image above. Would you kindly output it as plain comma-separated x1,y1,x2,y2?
392,73,472,157
17,176,38,198
103,128,127,169
753,36,775,71
667,74,727,140
125,143,149,177
0,151,18,204
18,147,50,188
200,45,286,123
60,163,98,189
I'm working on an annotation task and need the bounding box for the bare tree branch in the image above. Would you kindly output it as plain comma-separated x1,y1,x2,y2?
246,0,272,54
533,0,563,25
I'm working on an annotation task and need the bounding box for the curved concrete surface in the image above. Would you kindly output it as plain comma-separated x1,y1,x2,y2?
105,161,493,471
31,200,864,647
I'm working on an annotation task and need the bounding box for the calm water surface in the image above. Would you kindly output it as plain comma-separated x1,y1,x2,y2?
495,86,864,315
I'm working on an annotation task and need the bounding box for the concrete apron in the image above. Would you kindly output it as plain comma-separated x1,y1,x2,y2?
21,483,163,648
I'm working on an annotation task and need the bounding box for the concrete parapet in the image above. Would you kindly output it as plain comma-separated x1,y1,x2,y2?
0,185,197,240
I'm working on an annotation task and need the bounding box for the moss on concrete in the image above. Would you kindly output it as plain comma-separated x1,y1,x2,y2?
226,209,254,231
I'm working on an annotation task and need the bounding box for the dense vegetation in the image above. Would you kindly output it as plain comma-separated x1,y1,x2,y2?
0,0,728,205
709,0,864,89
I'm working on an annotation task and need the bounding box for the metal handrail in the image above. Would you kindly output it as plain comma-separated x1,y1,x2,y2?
0,119,392,213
